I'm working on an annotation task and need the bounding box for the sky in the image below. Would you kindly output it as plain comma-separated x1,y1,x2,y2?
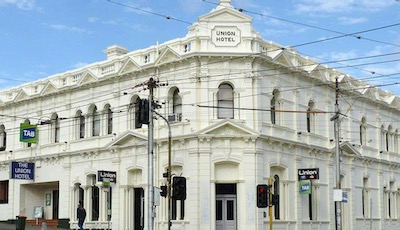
0,0,400,94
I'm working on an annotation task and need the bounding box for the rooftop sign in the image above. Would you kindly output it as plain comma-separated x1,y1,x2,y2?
211,26,241,47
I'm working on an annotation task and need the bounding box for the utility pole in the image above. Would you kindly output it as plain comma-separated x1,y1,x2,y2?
331,78,342,230
147,77,155,230
152,110,172,230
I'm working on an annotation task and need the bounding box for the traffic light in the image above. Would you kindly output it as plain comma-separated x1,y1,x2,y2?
163,170,169,178
257,184,269,208
172,176,186,200
136,99,150,127
139,99,150,125
160,185,167,197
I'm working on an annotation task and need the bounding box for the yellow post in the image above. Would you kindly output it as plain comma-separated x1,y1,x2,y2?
269,177,273,230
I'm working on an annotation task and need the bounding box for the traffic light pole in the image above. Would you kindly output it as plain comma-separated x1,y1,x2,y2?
269,177,273,230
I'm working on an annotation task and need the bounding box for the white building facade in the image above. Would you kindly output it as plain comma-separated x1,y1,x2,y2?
1,0,400,229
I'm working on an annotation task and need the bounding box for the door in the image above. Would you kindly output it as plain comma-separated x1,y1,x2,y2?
216,184,237,230
134,188,144,230
52,190,59,219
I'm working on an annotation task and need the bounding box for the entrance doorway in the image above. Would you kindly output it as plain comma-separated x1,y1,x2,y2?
216,184,237,230
134,188,144,230
52,190,59,219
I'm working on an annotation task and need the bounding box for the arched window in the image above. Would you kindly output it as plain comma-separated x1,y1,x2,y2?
307,101,315,133
105,104,113,135
171,88,182,122
217,83,234,119
0,125,6,150
129,96,141,129
362,177,370,218
92,106,100,136
52,113,60,143
76,110,85,139
271,89,280,125
360,117,367,145
87,174,99,221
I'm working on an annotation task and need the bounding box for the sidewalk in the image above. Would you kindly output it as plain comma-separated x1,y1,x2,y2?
0,222,67,230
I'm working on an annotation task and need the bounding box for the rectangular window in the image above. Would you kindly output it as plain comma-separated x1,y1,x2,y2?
0,180,9,204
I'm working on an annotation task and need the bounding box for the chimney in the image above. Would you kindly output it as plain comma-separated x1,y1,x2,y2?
103,45,129,60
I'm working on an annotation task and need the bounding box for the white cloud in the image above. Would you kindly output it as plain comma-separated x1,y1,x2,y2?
88,17,99,23
130,24,151,33
48,24,91,34
0,0,35,10
338,17,367,25
331,51,358,61
71,62,88,69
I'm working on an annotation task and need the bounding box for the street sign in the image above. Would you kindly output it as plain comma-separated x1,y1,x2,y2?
334,189,343,202
298,168,319,180
98,170,117,183
20,123,38,143
10,161,35,180
299,180,312,194
342,192,348,203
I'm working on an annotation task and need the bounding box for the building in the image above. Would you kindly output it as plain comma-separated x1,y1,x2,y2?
1,0,400,229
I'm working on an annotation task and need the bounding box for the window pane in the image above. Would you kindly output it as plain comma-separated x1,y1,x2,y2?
173,89,182,114
80,115,85,138
92,186,99,221
218,84,234,119
216,200,222,220
227,200,234,220
0,180,9,204
93,108,100,136
108,108,113,135
54,116,60,143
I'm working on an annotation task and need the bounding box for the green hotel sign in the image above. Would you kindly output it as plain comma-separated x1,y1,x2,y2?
20,123,38,143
